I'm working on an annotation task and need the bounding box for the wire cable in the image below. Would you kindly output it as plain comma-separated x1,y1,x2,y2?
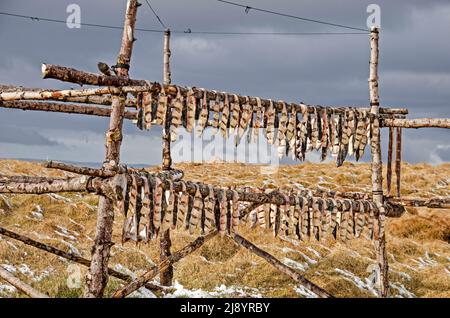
0,11,368,36
144,0,166,29
217,0,368,32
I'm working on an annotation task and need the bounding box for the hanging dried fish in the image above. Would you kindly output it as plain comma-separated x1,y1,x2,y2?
220,94,230,138
176,181,189,230
321,108,329,161
161,180,175,232
332,114,341,160
231,189,240,233
365,201,376,240
321,199,332,239
330,199,339,239
189,184,203,234
140,175,152,242
143,91,153,130
203,185,216,232
297,104,309,161
186,88,196,133
346,109,356,157
315,108,323,150
257,204,268,228
312,197,321,241
152,177,163,236
251,97,263,143
197,90,209,137
219,189,228,236
357,111,369,160
135,92,144,130
122,174,139,243
155,89,168,126
238,96,252,143
300,196,310,240
292,196,301,239
272,204,281,238
229,94,240,135
310,108,318,151
170,87,184,142
265,99,276,145
286,105,297,159
277,101,288,158
279,194,289,237
355,200,366,238
210,94,221,135
337,111,350,167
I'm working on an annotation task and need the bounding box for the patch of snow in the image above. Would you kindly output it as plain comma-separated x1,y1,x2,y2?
18,264,35,277
130,287,157,298
283,258,308,272
69,218,85,230
163,281,262,298
60,240,81,257
114,264,136,279
390,282,415,298
445,267,450,277
306,247,321,258
295,285,318,298
0,284,16,295
391,270,412,281
5,240,18,251
335,268,378,297
281,247,317,265
47,193,72,203
1,264,16,273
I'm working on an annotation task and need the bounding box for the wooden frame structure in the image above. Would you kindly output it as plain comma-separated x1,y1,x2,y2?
0,1,449,298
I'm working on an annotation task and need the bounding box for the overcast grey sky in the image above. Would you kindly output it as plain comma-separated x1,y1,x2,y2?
0,0,449,165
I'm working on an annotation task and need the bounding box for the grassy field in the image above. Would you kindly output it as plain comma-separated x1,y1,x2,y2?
0,160,449,298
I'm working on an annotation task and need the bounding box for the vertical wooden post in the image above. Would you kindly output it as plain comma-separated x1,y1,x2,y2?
160,28,174,286
85,0,139,298
368,27,389,298
386,127,394,195
395,127,402,198
162,29,172,171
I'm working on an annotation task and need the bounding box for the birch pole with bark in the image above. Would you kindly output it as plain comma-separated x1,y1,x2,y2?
160,28,174,287
85,0,139,298
368,27,389,298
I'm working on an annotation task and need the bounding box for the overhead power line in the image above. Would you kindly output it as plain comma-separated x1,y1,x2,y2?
0,11,368,36
216,0,368,32
144,0,166,29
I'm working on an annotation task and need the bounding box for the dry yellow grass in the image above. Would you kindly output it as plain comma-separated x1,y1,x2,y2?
0,159,449,298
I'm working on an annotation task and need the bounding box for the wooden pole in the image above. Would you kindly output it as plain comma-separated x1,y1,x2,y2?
44,160,124,178
368,27,389,298
112,231,218,298
0,100,138,120
381,118,450,129
0,266,49,298
160,29,174,287
85,0,139,298
395,127,402,198
0,227,166,293
386,127,394,195
231,233,333,298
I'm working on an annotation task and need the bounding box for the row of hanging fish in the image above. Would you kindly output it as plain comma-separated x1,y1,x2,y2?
134,89,373,166
244,189,379,242
118,173,243,244
118,173,379,244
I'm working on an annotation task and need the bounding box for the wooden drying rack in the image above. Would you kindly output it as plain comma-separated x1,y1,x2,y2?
0,1,449,299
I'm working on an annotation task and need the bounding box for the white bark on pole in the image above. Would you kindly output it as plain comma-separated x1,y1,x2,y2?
0,267,49,298
368,27,389,298
382,118,450,129
85,0,139,298
160,28,174,287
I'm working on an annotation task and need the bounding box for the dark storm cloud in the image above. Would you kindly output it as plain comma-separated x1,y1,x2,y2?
0,124,60,146
0,0,449,164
